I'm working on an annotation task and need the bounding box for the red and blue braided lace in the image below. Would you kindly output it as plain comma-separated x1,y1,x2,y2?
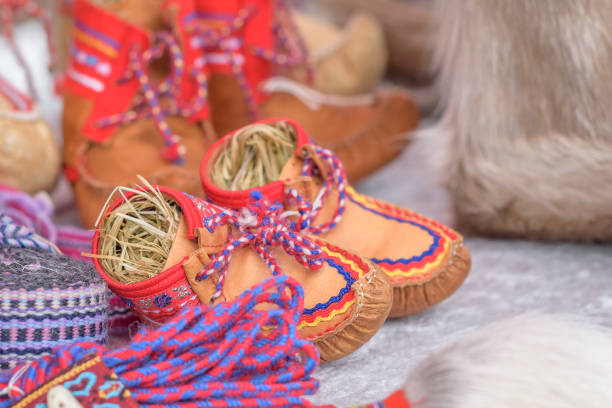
0,276,321,408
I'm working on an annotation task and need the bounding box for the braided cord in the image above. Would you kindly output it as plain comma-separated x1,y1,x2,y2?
286,146,347,235
187,0,308,119
95,31,209,165
0,276,321,408
197,201,324,302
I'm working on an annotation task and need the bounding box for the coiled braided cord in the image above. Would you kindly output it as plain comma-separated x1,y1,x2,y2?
0,276,325,408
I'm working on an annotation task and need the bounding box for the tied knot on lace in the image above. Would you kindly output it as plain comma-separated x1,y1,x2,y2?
186,0,309,118
286,145,348,235
0,276,321,408
198,196,324,303
96,31,209,165
0,0,57,98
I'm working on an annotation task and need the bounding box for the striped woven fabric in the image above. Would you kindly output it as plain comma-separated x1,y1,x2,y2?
0,214,56,253
0,184,89,258
0,185,136,332
0,220,108,370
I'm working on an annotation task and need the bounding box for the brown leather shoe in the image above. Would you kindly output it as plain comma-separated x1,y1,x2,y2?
179,0,419,182
201,118,471,318
62,0,216,228
92,184,392,362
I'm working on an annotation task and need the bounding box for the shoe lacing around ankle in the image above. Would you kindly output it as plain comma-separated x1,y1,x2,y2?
0,0,57,99
196,198,324,302
95,31,209,165
285,146,347,235
186,1,308,119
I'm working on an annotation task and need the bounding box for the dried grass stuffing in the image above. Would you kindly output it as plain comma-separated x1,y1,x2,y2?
88,178,180,284
211,121,297,190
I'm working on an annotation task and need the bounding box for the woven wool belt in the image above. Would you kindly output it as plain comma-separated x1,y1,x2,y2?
0,216,108,371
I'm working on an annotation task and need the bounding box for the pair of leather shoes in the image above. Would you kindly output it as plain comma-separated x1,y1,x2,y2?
92,118,470,362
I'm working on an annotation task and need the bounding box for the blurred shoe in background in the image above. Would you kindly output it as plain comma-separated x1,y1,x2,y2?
185,0,419,182
62,0,216,228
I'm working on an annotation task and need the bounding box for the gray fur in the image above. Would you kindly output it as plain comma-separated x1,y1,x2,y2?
427,0,612,240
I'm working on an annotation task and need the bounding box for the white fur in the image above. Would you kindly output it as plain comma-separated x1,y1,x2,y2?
403,315,612,407
425,0,612,240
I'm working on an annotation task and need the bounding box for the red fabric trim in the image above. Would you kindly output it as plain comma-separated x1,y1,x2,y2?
193,0,273,103
301,302,356,340
314,238,369,279
242,0,274,103
163,0,210,121
201,117,312,207
298,290,353,324
66,0,149,143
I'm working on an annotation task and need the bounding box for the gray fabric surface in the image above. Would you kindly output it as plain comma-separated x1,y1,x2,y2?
310,136,612,406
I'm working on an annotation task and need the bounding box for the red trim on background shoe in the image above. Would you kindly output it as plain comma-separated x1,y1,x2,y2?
66,0,149,143
162,0,211,122
200,117,311,207
192,0,273,103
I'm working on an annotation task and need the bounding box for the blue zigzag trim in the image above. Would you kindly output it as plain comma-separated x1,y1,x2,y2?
302,258,355,316
372,230,440,265
347,192,441,265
